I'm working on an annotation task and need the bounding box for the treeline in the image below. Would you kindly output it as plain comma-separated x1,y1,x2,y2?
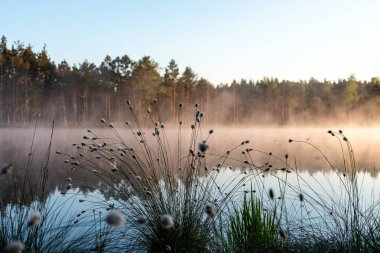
1,35,380,127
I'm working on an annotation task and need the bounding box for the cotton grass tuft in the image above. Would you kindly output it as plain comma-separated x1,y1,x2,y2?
198,141,209,153
27,211,41,227
137,215,148,225
160,214,174,229
105,210,125,227
205,204,216,218
5,241,25,253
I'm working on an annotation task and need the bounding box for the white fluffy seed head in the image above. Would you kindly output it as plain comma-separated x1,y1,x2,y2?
137,215,148,225
198,142,209,153
1,163,13,176
160,214,174,229
105,210,125,227
27,211,41,227
205,204,216,218
5,241,25,253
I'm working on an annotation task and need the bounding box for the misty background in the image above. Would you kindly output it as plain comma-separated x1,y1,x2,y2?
1,1,380,205
1,36,380,127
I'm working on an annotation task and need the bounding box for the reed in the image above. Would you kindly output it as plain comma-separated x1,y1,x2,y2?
56,100,380,252
0,117,95,253
63,99,264,252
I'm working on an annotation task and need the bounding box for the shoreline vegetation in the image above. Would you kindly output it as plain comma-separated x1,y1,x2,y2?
2,36,380,127
1,102,380,252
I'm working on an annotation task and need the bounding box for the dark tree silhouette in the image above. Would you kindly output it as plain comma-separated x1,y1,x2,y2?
1,36,379,127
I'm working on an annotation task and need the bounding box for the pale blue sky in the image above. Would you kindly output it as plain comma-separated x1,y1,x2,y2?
1,0,380,84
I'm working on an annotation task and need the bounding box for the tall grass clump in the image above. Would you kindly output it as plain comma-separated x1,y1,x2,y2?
277,130,380,252
0,118,95,253
61,100,265,252
221,189,280,253
58,99,380,252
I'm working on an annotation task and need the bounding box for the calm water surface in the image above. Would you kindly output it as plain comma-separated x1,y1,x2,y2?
1,127,380,215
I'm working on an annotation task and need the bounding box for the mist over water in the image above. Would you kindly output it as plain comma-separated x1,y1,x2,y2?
2,126,380,170
1,126,380,205
215,127,380,174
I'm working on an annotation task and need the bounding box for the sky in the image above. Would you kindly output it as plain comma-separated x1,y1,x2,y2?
1,0,380,84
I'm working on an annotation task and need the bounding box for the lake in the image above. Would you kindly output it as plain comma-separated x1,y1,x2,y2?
1,126,380,251
1,127,380,204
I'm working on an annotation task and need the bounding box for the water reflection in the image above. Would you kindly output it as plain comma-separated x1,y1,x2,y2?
1,127,380,206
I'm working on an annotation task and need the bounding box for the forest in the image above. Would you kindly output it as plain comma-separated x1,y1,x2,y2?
1,35,380,127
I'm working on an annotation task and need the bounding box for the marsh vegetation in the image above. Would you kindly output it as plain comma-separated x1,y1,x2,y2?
2,32,380,253
1,100,380,252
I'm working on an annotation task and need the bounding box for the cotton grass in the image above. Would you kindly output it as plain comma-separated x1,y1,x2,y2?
63,100,262,251
61,100,373,252
27,211,41,227
5,241,25,253
105,210,125,227
160,214,174,229
137,215,148,225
